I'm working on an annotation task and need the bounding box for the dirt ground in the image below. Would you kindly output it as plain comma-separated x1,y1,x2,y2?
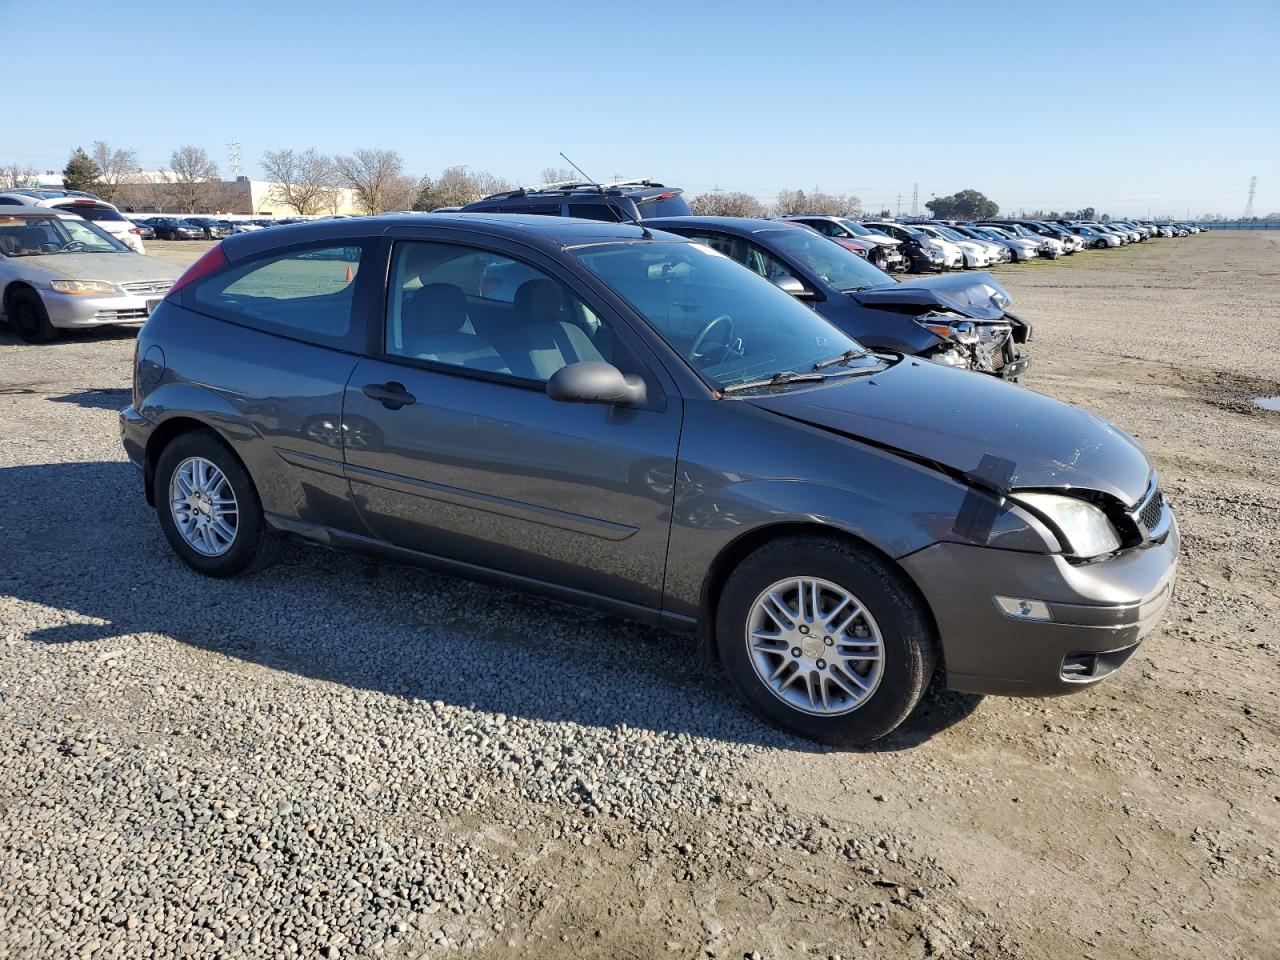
1,233,1277,959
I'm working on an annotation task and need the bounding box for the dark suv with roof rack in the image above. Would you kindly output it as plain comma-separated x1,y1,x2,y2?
460,178,691,222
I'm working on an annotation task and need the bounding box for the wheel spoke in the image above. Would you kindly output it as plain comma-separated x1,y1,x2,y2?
169,457,239,558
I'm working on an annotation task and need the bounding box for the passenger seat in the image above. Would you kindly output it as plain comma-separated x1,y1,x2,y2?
400,283,506,372
509,279,602,380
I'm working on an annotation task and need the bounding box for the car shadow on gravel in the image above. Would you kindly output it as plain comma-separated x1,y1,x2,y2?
46,388,133,411
4,459,982,751
0,326,138,348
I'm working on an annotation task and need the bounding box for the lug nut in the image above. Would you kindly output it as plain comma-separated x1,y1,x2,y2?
791,647,803,658
816,659,827,669
798,625,809,634
824,636,833,646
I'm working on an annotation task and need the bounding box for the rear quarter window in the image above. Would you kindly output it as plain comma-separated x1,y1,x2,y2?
187,242,368,350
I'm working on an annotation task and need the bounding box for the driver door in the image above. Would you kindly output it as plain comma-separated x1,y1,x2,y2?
341,237,683,610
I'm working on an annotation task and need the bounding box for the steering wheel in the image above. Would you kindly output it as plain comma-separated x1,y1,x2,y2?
690,314,735,366
61,240,89,252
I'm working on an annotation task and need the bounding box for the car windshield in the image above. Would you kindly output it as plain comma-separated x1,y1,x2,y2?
758,228,894,292
934,226,969,242
571,240,876,391
835,218,876,237
0,214,128,256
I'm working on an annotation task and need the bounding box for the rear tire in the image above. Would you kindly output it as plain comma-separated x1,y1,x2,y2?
715,536,936,746
9,289,59,344
154,430,279,577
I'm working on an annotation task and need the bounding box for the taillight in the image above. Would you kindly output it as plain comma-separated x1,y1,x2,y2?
167,244,228,297
129,227,141,234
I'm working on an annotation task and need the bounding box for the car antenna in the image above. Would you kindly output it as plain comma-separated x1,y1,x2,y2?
559,151,652,238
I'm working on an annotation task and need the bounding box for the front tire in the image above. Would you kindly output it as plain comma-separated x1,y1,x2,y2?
9,289,59,344
155,430,278,577
716,536,936,746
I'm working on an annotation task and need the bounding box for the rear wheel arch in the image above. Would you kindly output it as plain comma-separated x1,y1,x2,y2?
697,521,941,666
144,418,248,506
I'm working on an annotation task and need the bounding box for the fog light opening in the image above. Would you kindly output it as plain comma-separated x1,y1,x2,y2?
994,596,1053,622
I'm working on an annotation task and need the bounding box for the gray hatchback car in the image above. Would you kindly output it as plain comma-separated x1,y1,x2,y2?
120,215,1178,744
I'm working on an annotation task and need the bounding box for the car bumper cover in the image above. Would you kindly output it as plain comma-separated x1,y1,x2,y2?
900,515,1178,696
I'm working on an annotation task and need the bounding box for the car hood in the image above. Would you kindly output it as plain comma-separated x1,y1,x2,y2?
747,359,1151,505
20,253,181,283
852,271,1013,320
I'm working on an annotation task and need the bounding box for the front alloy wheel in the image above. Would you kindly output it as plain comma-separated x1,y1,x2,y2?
746,577,885,715
716,536,936,745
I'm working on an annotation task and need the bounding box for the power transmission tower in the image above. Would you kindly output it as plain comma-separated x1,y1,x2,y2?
910,182,919,217
896,192,901,217
1243,176,1256,218
227,142,242,179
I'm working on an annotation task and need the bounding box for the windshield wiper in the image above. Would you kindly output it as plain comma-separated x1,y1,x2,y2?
812,348,867,370
721,370,826,395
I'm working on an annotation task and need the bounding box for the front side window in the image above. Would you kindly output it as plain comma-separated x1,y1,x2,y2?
190,244,363,345
385,241,614,383
572,240,867,390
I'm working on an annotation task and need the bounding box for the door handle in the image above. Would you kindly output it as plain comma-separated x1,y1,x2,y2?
362,381,417,410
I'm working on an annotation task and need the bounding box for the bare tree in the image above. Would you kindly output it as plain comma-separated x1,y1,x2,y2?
169,146,219,213
414,165,512,210
772,187,861,218
90,141,139,204
334,149,405,215
689,191,766,218
0,165,39,189
260,148,339,215
539,165,577,184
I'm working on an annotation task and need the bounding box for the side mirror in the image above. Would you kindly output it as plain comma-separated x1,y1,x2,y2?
772,275,810,298
547,361,647,407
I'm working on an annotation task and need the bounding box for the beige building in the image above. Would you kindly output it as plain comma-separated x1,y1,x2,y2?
116,175,365,216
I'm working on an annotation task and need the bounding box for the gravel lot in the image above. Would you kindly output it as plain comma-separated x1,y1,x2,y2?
1,233,1277,959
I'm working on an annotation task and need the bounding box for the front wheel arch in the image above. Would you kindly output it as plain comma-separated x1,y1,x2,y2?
697,521,941,671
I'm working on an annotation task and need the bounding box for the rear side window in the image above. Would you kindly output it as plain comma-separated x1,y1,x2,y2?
188,243,365,349
568,203,619,222
53,203,125,222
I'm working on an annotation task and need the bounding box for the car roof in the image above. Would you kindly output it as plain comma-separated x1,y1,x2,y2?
640,215,796,237
219,212,673,261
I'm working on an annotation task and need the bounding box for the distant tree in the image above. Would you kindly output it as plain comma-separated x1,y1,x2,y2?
260,148,339,215
1076,206,1096,221
0,164,39,189
924,189,998,221
89,141,139,204
1264,212,1280,220
878,208,892,219
335,149,405,215
62,147,102,193
413,165,511,210
773,186,861,218
539,166,577,184
688,191,766,218
381,173,417,212
169,146,219,213
1100,213,1111,222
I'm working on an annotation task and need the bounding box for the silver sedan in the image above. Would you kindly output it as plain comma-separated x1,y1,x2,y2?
0,206,179,343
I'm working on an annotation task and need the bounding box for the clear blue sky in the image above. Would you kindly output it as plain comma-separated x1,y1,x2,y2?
5,0,1278,217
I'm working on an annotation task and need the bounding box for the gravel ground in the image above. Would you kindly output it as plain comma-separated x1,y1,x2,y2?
1,233,1277,959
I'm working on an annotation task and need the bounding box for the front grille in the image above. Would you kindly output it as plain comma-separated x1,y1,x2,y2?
122,280,172,295
93,309,149,321
1139,488,1164,530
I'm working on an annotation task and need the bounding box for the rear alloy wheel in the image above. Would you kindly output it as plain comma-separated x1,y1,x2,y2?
716,536,936,746
155,431,278,577
9,289,59,344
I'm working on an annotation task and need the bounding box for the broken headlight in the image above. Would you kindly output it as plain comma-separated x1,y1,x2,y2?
1012,492,1122,558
